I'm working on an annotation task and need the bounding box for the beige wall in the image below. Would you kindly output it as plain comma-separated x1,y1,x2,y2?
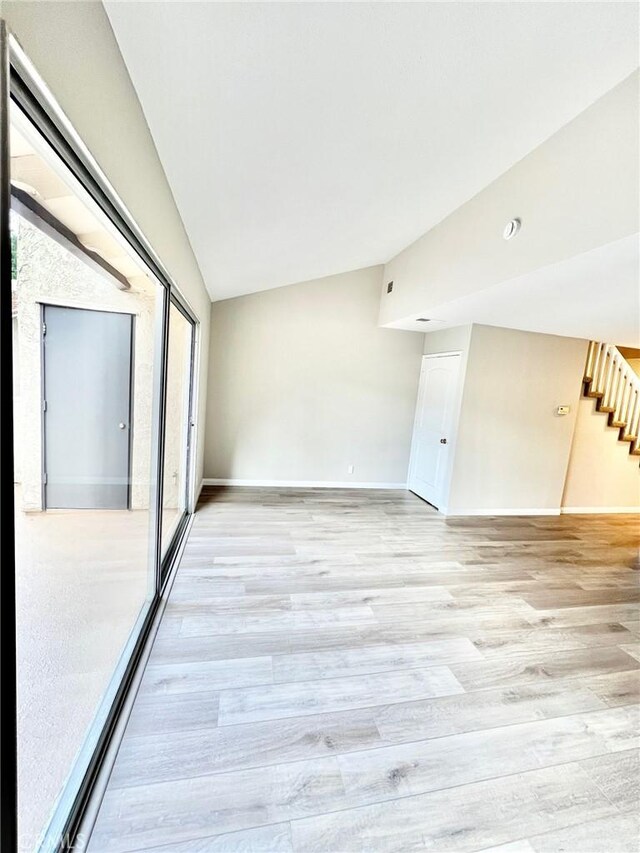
380,72,639,327
446,325,588,514
2,0,211,492
423,325,472,356
627,358,640,378
205,267,424,485
562,398,640,510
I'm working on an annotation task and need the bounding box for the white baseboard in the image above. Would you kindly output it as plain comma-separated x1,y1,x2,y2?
561,506,640,515
202,478,408,490
444,507,561,517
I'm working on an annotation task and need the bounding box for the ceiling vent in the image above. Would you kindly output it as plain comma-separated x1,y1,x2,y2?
416,318,431,322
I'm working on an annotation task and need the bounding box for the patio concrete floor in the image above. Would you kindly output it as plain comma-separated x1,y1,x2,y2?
15,495,153,852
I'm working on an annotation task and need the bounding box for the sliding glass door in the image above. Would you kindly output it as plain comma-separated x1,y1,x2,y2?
10,97,165,852
3,34,199,853
160,299,195,564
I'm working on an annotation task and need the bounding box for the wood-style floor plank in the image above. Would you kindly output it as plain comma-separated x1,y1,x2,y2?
336,706,638,801
448,646,639,691
271,636,482,681
217,665,465,725
525,810,640,853
89,488,639,852
578,747,640,810
140,822,293,853
138,656,273,696
289,762,617,853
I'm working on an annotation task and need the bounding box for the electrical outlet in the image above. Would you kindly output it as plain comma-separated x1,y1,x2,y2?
348,465,354,474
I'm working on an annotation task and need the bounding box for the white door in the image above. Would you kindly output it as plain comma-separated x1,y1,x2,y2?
408,353,461,509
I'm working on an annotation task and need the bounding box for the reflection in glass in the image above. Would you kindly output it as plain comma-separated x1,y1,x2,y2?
11,104,162,851
161,302,193,556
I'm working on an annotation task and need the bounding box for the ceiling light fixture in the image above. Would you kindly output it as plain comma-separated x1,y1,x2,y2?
503,218,521,240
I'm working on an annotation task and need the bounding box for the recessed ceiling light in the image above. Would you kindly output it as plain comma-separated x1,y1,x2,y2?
503,218,521,240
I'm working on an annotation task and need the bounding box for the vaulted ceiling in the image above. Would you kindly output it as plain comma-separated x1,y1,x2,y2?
106,2,639,301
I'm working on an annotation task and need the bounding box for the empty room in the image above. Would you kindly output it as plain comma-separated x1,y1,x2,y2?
1,2,639,852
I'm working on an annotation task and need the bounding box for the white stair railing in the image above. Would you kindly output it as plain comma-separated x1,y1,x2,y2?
585,341,640,445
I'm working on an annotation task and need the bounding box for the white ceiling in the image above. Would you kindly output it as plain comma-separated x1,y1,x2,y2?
387,234,640,349
106,2,639,302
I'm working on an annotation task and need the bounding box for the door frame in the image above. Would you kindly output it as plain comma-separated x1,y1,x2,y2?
158,293,198,585
41,302,135,511
408,350,463,512
0,19,18,853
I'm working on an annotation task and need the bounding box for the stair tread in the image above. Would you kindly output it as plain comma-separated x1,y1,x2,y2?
583,343,640,463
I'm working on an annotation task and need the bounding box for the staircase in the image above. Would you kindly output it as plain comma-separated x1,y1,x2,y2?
584,341,640,465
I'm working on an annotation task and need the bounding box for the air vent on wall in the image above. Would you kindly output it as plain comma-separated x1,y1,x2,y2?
386,281,394,293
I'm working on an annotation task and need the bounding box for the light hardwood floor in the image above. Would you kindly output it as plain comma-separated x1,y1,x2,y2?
89,488,640,852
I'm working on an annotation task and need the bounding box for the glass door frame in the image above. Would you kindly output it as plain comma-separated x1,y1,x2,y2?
159,293,198,588
1,19,19,853
1,26,200,853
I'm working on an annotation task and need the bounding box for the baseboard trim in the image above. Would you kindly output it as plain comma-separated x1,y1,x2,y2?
445,508,562,517
560,506,640,515
202,478,408,490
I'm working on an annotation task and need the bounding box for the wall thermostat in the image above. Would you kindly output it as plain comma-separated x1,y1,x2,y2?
556,405,570,416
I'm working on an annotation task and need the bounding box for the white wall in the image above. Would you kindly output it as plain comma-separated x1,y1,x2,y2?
562,398,640,511
379,72,639,327
2,1,211,491
446,325,588,515
423,325,472,356
204,267,425,486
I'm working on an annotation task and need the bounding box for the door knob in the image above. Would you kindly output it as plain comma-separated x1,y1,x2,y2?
440,438,447,444
118,422,127,430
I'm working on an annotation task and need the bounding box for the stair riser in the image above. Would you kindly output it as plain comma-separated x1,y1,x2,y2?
583,344,640,468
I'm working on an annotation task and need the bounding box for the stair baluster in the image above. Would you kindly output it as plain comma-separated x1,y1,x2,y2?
582,341,640,465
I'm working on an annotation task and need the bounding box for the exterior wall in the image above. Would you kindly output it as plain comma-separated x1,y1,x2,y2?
562,398,640,511
2,0,211,493
379,72,639,327
13,216,157,511
446,325,588,515
204,266,424,485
